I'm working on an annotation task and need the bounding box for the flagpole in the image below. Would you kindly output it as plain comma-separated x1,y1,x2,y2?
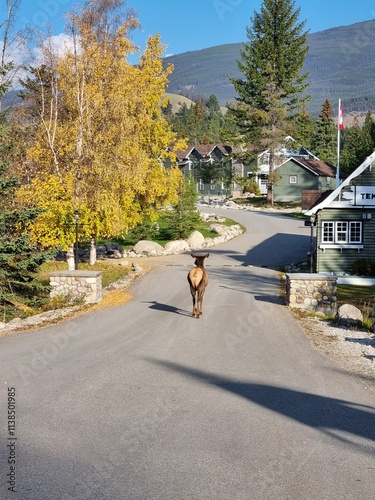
336,98,342,188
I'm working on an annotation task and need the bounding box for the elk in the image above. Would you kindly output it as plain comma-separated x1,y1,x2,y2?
187,253,209,318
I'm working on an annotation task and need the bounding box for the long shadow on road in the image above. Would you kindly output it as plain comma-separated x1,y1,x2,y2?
145,359,375,453
208,263,284,305
208,232,309,270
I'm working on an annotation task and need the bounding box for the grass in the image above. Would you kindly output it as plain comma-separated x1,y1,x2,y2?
98,213,244,249
336,284,375,305
233,196,301,209
39,260,131,289
336,284,374,330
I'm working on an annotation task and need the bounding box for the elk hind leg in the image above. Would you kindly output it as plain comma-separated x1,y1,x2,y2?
190,285,198,317
197,286,206,317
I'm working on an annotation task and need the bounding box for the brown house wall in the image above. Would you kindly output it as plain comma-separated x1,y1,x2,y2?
302,190,326,211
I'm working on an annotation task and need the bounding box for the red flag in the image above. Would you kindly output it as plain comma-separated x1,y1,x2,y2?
339,102,344,130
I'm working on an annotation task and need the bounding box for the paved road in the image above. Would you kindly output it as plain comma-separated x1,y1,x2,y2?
0,209,374,500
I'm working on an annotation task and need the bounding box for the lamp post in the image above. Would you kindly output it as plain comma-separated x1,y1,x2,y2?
74,210,79,270
310,214,316,273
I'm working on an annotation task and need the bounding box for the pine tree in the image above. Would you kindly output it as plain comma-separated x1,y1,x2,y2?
164,178,200,240
168,95,225,144
340,117,374,174
292,101,314,149
311,99,336,164
0,125,56,319
229,0,310,206
362,110,375,148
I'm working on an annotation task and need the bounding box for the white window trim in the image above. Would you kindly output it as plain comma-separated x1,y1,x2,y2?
289,175,297,184
335,221,348,243
320,220,363,251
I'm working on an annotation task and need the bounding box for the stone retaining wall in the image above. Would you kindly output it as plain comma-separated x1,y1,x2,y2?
50,271,102,304
286,273,337,315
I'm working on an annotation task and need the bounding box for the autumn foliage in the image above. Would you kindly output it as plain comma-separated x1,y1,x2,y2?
16,0,184,250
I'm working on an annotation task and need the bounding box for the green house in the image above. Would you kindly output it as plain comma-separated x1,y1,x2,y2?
172,144,236,196
274,157,339,203
305,151,375,274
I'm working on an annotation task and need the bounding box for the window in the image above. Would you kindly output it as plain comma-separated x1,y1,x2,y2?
322,221,362,244
199,180,204,190
349,222,362,243
322,222,334,242
289,175,297,184
336,222,348,242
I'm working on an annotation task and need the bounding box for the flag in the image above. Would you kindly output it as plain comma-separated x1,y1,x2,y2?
339,102,344,130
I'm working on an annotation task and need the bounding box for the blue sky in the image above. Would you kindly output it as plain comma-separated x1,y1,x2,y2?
14,0,375,60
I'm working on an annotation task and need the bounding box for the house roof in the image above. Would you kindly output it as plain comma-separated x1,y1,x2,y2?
173,144,232,161
257,135,320,161
279,156,339,178
305,150,375,215
173,146,196,160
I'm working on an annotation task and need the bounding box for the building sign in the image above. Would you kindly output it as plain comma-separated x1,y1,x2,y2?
344,186,375,206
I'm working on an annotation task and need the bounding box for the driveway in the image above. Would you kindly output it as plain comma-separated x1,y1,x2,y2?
0,208,374,500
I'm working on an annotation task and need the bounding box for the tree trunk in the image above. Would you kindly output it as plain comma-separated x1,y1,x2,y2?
267,148,275,207
89,237,97,266
67,244,75,271
266,182,273,207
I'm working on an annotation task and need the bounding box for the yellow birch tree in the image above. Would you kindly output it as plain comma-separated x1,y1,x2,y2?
17,0,183,261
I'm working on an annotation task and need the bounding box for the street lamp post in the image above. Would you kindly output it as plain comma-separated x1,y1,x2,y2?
310,214,316,273
74,210,79,271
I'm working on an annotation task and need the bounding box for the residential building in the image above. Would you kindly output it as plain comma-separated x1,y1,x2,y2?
304,151,375,274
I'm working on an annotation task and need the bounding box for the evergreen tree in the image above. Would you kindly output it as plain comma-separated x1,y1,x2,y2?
0,125,56,319
340,117,374,174
164,177,200,240
311,99,336,164
168,95,225,144
229,0,310,206
193,159,223,197
291,101,314,149
362,110,375,147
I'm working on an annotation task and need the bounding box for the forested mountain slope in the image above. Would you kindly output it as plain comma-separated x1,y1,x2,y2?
164,20,375,116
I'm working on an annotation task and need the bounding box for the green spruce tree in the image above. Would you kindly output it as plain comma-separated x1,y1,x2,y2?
362,110,375,148
340,117,374,174
292,101,314,149
311,99,337,164
164,177,200,240
229,0,310,206
0,125,56,319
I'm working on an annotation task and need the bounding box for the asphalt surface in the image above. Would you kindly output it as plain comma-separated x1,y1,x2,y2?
0,208,374,500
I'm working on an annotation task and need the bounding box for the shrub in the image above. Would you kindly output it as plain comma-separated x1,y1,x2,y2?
351,257,375,276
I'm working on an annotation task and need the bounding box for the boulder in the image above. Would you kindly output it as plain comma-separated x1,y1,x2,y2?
225,200,239,209
187,231,205,249
209,223,227,235
104,243,125,258
336,304,363,327
133,240,164,255
203,238,215,248
164,240,189,253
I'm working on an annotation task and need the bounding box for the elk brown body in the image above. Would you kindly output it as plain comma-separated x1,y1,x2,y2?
187,253,209,318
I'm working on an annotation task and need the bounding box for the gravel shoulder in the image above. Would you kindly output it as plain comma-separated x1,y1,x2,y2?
294,313,375,388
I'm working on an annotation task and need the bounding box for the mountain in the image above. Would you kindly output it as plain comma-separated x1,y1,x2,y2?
164,20,375,117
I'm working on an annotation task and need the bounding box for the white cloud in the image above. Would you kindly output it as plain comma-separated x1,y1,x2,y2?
32,33,75,65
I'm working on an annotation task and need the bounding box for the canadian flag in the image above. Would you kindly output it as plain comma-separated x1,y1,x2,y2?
339,102,344,130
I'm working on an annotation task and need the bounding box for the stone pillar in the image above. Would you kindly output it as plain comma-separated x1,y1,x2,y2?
66,245,75,271
49,270,102,304
286,273,337,315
